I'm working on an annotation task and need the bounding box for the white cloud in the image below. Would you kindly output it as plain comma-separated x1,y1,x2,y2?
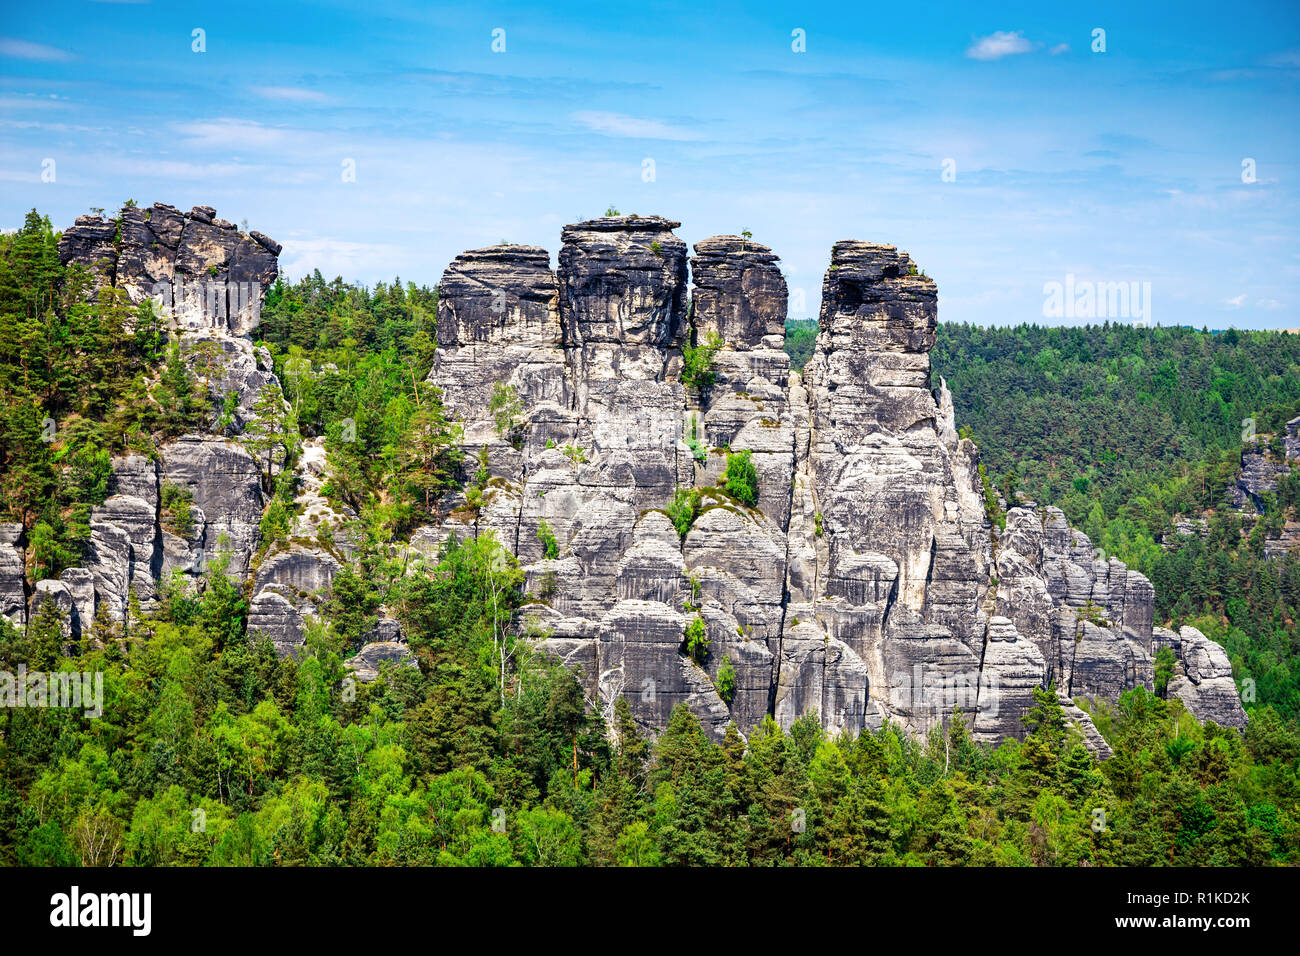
571,110,700,141
966,31,1036,62
1223,293,1247,309
1256,298,1284,310
1265,48,1300,68
0,37,75,62
1049,43,1070,56
251,86,331,104
278,236,408,281
172,118,294,150
0,95,68,110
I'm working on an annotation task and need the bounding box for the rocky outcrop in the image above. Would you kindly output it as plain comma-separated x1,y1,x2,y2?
1232,418,1298,514
689,236,787,349
33,202,284,634
347,635,417,682
996,505,1154,704
28,580,75,642
59,202,280,335
246,441,353,657
41,202,1237,752
417,220,1182,750
0,523,25,627
1154,626,1248,729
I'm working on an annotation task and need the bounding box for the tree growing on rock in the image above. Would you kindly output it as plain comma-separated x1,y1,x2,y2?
489,382,524,449
681,333,722,390
666,486,703,540
240,383,292,493
722,449,759,506
400,390,462,515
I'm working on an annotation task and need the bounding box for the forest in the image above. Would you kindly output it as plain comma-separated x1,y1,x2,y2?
0,214,1296,866
929,323,1300,723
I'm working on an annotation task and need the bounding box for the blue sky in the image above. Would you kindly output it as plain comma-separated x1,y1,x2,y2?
2,0,1298,328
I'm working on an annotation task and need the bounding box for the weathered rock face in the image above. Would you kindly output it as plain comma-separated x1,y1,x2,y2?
41,202,1241,750
58,202,281,335
997,505,1154,705
1153,626,1248,729
29,580,74,642
418,219,1205,751
0,523,25,627
558,216,687,348
346,637,417,682
245,440,354,657
689,236,787,349
33,203,283,638
73,436,267,626
437,245,560,349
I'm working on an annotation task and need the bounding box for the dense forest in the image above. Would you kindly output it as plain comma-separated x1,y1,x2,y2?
0,214,1297,866
927,323,1300,723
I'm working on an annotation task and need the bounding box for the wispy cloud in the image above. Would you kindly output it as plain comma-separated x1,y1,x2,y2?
1223,293,1247,309
0,94,68,110
1264,48,1300,68
571,110,701,141
251,86,332,104
279,236,409,281
966,31,1036,61
0,37,76,62
172,118,295,150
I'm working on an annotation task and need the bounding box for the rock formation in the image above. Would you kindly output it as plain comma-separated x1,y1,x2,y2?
52,204,282,626
34,203,1247,753
413,218,1196,752
1153,625,1248,729
59,202,280,335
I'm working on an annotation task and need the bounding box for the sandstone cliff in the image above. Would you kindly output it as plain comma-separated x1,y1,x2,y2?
30,204,1251,750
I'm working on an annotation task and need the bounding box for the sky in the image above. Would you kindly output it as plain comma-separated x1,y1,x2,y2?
1,0,1298,329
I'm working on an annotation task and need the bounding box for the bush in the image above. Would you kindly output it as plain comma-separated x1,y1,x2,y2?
666,487,703,539
1154,646,1176,698
684,414,707,463
716,655,735,704
684,615,709,664
489,383,524,447
160,482,195,538
536,519,560,559
682,333,722,390
721,449,759,506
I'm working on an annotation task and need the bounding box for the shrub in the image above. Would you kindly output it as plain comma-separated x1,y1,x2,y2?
721,449,759,506
160,482,195,538
489,383,524,447
684,414,707,463
716,655,735,704
682,333,722,390
684,615,709,664
536,519,560,559
1154,645,1176,698
666,487,703,539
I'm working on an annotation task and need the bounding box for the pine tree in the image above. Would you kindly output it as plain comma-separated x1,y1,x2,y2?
240,383,290,492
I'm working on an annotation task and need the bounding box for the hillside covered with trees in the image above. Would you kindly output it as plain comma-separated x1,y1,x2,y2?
929,323,1300,721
